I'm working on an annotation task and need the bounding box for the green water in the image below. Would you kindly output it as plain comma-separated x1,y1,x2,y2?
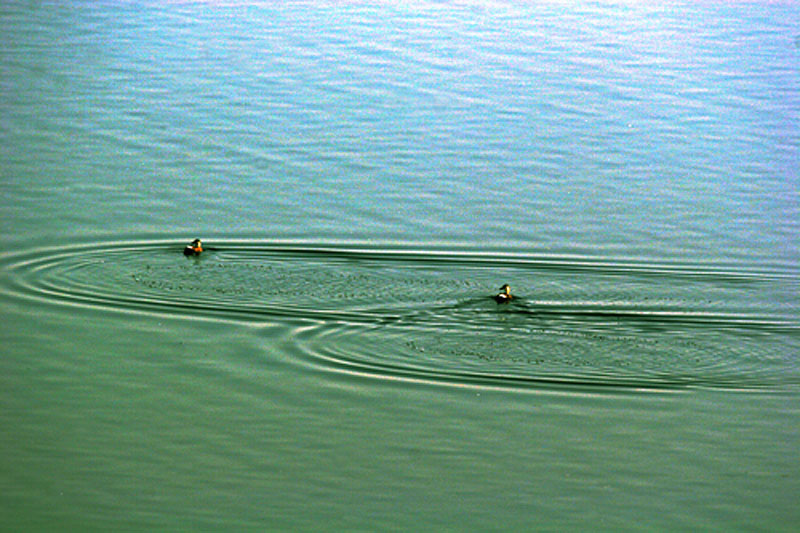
2,1,799,530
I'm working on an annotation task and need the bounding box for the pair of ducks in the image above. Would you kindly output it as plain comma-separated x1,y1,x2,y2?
182,239,513,303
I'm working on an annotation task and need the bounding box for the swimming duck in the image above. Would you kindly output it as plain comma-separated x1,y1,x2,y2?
494,283,512,303
183,238,203,256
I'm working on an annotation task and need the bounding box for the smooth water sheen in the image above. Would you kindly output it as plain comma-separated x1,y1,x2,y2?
2,1,799,530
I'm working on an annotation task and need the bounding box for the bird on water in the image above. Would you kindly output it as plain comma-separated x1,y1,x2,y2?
494,283,512,303
183,238,203,256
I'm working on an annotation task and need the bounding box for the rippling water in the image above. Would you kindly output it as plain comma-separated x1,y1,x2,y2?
3,240,797,393
2,1,799,530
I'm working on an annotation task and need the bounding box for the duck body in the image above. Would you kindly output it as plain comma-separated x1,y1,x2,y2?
183,238,203,256
494,284,512,303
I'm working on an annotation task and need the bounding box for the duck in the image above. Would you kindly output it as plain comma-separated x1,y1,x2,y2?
494,283,512,303
183,238,203,256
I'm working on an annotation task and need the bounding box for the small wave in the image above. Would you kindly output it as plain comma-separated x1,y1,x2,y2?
1,239,797,393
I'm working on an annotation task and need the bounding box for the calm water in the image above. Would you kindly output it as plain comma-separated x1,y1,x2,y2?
2,1,799,530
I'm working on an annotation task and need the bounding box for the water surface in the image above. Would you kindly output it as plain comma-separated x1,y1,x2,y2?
2,1,799,530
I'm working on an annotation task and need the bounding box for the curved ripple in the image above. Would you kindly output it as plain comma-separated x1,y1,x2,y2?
1,240,797,392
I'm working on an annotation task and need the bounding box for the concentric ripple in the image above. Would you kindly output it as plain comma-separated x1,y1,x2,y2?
1,240,798,392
